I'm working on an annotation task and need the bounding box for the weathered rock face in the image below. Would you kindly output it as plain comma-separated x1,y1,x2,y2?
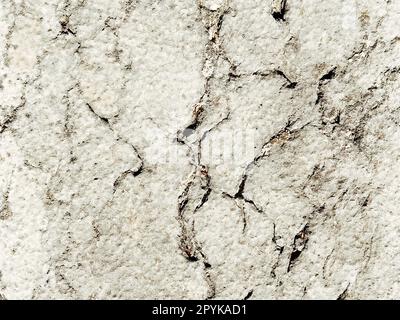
0,0,399,300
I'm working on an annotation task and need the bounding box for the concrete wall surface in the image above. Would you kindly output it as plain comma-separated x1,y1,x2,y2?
1,0,400,299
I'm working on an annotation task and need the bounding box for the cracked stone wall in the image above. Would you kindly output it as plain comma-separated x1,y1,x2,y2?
1,0,400,300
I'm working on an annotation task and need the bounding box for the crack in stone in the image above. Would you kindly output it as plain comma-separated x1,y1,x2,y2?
228,68,298,89
59,15,76,36
222,119,309,238
85,102,144,193
177,167,211,259
243,289,253,300
175,0,236,299
337,282,350,300
177,167,216,298
222,175,264,233
271,0,287,22
287,224,310,272
2,0,398,300
0,95,26,134
55,0,88,38
176,1,305,265
315,67,337,106
255,118,310,161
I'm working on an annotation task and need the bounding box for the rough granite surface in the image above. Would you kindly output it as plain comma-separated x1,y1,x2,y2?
1,0,400,300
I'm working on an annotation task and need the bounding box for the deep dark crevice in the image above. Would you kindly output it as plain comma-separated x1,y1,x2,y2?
288,250,301,269
274,69,297,88
337,283,350,300
182,125,196,138
243,198,264,213
196,187,212,212
271,0,287,22
287,224,310,272
179,232,199,262
272,11,285,21
178,179,193,214
86,103,110,125
180,105,205,139
315,91,324,105
320,68,337,81
227,71,241,80
286,81,297,89
361,193,371,207
315,67,337,105
234,175,247,199
178,197,189,214
270,223,284,278
243,289,253,300
241,204,247,233
187,255,199,262
272,223,284,252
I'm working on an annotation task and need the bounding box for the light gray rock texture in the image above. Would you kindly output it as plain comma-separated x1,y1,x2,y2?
1,0,400,300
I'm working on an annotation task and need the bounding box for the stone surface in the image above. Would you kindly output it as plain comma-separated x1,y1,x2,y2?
0,0,400,299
